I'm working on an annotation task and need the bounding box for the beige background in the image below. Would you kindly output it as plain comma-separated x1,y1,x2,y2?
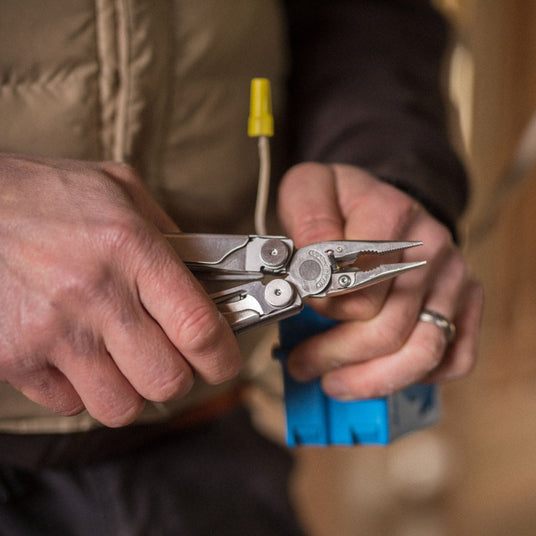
289,2,536,534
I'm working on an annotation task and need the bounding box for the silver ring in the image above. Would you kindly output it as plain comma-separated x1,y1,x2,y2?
419,309,456,343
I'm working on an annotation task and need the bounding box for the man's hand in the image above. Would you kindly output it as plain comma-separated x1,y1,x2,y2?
0,154,242,427
278,162,483,399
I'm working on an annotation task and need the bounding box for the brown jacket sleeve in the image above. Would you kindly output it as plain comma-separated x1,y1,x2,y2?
283,0,468,234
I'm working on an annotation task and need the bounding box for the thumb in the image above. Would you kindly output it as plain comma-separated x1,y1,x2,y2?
277,163,344,247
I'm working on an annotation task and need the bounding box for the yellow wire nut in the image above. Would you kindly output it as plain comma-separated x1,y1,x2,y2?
248,78,274,137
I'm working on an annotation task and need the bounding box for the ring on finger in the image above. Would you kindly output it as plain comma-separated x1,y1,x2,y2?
419,309,456,343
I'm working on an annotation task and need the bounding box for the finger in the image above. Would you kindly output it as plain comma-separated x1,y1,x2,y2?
278,163,344,246
135,236,243,385
424,278,483,382
318,260,465,399
320,282,481,400
59,358,145,428
47,322,147,427
414,263,465,358
314,266,481,400
101,289,195,402
10,367,85,417
320,317,450,399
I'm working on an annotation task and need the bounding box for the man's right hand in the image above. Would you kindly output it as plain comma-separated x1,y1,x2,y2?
0,154,242,427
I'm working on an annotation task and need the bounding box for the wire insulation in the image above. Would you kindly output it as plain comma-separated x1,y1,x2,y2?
254,136,271,235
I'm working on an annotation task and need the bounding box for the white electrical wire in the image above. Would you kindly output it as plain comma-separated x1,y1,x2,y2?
254,135,271,236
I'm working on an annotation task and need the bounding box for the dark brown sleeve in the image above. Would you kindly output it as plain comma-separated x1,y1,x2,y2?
282,0,468,233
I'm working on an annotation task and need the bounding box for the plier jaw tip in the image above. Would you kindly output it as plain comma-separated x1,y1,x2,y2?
316,260,427,298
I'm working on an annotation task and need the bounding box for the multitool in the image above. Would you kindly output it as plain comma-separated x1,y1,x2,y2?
165,234,425,333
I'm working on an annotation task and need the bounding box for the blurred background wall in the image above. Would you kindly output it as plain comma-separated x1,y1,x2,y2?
289,2,536,534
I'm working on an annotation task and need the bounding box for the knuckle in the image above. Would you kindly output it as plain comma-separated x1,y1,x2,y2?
205,355,242,385
144,367,194,402
98,397,145,428
176,303,221,356
53,224,148,307
99,215,148,258
50,255,111,305
54,398,86,417
16,371,86,416
176,306,240,384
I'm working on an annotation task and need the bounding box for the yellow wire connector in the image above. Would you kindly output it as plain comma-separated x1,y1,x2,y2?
248,78,274,137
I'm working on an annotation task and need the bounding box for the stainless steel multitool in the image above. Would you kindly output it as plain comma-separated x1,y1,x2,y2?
165,234,425,334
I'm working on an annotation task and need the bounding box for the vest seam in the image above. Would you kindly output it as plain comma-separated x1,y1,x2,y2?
94,0,119,161
115,0,133,163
